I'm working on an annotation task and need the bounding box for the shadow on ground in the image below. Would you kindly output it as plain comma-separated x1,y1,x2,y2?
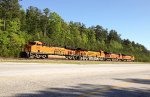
14,84,150,97
115,78,150,85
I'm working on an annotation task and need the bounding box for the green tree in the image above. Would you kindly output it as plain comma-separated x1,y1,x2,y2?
7,18,21,32
0,0,20,31
20,9,26,31
49,12,64,46
40,8,50,37
109,40,123,52
108,30,121,43
26,6,42,34
94,25,108,50
87,28,97,50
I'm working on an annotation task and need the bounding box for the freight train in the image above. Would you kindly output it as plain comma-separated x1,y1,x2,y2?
21,41,135,61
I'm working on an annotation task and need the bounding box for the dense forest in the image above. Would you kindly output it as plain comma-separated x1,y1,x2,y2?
0,0,150,62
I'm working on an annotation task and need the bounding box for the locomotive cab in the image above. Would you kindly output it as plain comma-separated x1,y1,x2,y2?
29,41,43,46
24,41,43,52
131,56,135,61
21,41,47,58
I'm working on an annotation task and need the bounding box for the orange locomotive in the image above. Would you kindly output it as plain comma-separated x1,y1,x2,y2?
21,41,135,61
104,52,121,61
122,54,135,62
22,41,70,59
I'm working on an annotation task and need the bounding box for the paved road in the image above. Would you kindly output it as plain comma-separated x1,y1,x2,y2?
0,62,150,97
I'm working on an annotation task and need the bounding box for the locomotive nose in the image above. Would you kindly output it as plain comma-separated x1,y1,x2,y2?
20,45,31,58
24,45,31,52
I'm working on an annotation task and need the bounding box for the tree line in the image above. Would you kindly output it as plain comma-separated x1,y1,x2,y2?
0,0,150,62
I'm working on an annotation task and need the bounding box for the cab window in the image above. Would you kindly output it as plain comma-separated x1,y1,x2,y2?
29,42,36,45
37,43,42,46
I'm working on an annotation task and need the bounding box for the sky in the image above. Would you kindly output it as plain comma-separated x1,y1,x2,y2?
19,0,150,50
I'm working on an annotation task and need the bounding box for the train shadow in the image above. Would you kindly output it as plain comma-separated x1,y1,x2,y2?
115,78,150,85
15,84,150,97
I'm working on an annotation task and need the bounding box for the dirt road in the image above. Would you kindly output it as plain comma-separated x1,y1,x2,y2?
0,62,150,97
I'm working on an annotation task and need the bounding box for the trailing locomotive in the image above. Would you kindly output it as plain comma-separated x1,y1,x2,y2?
21,41,135,61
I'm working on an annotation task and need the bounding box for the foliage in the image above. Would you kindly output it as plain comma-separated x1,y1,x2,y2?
0,0,150,61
